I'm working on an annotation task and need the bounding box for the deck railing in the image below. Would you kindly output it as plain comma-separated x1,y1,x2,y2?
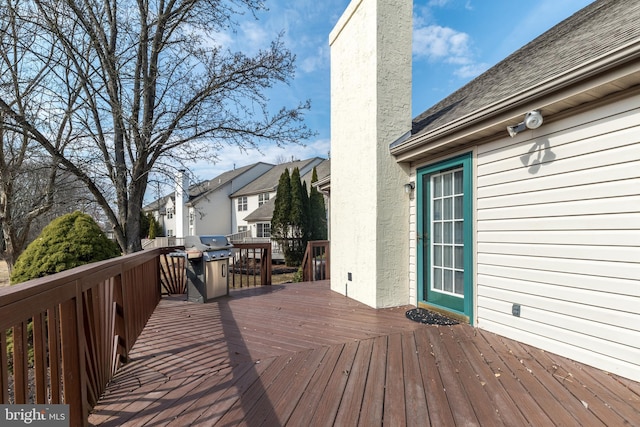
302,240,330,282
230,242,272,287
0,248,170,426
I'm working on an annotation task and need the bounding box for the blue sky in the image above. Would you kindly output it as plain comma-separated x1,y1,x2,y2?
172,0,594,188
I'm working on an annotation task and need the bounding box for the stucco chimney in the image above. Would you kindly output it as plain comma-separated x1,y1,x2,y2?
175,169,189,239
329,0,412,308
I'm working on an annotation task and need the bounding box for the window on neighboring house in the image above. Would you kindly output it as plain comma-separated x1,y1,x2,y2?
237,196,248,211
189,212,194,226
238,226,248,233
258,193,270,207
257,223,271,238
167,207,174,219
167,229,174,237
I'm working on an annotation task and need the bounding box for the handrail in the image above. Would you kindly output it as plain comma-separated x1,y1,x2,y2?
302,240,330,282
230,242,272,287
0,247,169,426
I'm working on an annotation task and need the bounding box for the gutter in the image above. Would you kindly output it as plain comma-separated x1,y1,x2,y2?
390,39,640,156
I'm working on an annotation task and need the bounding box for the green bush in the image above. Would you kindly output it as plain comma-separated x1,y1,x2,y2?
10,211,121,284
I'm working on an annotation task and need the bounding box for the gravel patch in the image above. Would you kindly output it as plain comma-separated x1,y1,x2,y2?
405,308,459,326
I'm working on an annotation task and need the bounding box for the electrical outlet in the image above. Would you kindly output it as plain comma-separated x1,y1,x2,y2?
512,304,521,317
347,272,352,281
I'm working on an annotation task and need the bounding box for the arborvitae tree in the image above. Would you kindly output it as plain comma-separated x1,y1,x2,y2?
271,169,291,241
140,212,151,238
286,168,307,265
309,167,328,240
148,214,159,239
289,168,305,235
301,181,310,241
10,211,121,284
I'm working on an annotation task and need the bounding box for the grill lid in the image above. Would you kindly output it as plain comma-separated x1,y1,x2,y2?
184,235,233,251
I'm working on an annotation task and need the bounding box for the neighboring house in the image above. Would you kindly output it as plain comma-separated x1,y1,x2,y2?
242,158,331,237
330,0,640,382
143,194,178,237
230,157,326,238
143,162,273,237
186,163,273,236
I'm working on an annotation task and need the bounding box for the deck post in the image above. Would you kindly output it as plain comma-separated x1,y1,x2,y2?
60,281,89,427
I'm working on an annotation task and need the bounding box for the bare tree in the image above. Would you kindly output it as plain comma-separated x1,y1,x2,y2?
0,0,73,270
0,0,314,253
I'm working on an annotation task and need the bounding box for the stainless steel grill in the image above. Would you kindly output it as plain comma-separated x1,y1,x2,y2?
184,235,233,303
184,235,233,260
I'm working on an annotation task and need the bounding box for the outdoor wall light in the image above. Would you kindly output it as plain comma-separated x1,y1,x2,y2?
404,181,415,194
507,110,544,137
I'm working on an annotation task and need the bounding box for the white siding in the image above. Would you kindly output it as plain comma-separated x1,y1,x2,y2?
476,94,640,381
193,187,234,236
233,190,276,231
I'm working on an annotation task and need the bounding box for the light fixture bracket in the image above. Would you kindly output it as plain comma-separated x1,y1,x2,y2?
507,110,543,137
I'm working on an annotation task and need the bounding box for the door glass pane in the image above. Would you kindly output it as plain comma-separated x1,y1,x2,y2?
454,196,463,219
433,223,442,243
454,170,463,194
433,199,442,220
443,222,452,244
433,268,442,290
454,221,464,244
455,246,464,269
443,270,453,292
433,175,442,197
455,271,464,294
443,198,452,220
443,246,452,268
443,173,452,196
434,245,442,266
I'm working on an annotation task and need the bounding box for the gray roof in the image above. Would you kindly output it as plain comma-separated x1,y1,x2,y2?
188,162,273,204
243,197,275,222
143,194,172,212
397,0,640,146
143,162,273,210
302,159,330,188
243,159,330,223
232,158,324,197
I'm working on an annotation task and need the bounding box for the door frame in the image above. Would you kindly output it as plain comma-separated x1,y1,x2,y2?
416,152,474,324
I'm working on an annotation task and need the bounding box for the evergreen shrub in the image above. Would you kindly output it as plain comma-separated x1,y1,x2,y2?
10,211,121,284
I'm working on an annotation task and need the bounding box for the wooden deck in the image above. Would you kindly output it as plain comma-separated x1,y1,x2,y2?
89,281,640,426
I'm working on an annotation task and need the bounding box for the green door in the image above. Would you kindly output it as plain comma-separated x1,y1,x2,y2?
417,153,473,323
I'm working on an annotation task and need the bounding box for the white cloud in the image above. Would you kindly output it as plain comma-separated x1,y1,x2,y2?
454,62,489,78
206,30,233,50
241,21,270,51
189,138,330,182
413,5,486,81
413,25,471,63
428,0,451,6
300,45,329,74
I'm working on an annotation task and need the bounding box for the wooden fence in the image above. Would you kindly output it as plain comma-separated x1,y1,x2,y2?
0,248,169,426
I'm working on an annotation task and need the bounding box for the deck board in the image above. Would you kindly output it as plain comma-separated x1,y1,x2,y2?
413,326,455,426
356,335,387,427
89,281,640,426
401,332,429,427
